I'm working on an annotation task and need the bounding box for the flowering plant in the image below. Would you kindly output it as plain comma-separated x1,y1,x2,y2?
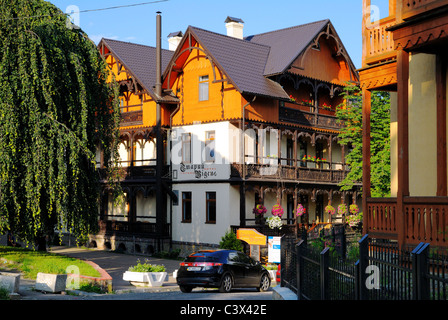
266,216,283,230
271,204,284,217
321,103,332,110
295,204,306,217
252,204,267,216
338,204,347,215
289,95,296,102
302,100,314,107
346,212,363,228
325,205,335,215
349,204,359,215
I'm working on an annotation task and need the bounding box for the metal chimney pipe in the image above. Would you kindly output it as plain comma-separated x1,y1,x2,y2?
155,11,164,249
155,11,162,98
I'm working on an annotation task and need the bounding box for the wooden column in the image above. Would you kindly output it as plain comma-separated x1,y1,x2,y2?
396,48,409,248
362,89,371,235
436,54,447,196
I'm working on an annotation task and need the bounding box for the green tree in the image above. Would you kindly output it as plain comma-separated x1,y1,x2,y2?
219,230,243,251
0,0,121,249
336,84,391,197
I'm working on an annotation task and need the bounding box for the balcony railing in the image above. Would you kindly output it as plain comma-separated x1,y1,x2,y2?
366,196,448,247
99,164,169,181
363,15,397,66
231,163,349,184
401,0,448,20
99,220,170,237
279,105,343,129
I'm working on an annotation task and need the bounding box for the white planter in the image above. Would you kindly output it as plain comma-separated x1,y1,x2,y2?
268,270,276,281
0,272,20,293
123,271,168,287
35,273,67,293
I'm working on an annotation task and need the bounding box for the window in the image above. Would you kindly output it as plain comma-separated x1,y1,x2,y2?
199,75,209,101
205,131,215,163
182,192,192,223
182,133,191,163
205,192,216,223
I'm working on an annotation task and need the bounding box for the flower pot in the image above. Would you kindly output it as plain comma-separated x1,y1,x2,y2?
123,271,168,287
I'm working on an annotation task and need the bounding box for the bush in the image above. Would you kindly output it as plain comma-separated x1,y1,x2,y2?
0,287,9,300
128,259,166,272
219,230,243,251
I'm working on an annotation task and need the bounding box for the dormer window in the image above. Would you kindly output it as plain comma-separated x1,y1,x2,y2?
199,75,209,101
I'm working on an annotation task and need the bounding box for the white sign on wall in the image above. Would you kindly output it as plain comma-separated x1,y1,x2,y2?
268,236,281,263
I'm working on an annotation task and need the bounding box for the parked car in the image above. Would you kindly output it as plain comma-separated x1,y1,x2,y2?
176,249,271,293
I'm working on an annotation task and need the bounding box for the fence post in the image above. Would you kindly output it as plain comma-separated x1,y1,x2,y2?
280,235,286,288
320,247,330,300
358,234,369,300
411,242,425,300
296,239,305,300
415,242,430,300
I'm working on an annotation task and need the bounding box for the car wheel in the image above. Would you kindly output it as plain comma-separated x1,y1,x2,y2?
179,285,194,293
257,273,271,292
219,274,233,293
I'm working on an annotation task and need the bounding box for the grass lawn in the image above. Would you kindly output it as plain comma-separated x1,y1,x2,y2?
0,246,101,279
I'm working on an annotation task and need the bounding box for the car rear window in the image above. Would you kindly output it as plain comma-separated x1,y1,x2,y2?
185,251,222,263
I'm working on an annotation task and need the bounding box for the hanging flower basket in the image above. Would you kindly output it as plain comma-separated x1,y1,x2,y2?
252,204,267,216
271,204,284,217
266,216,283,230
325,205,335,215
338,204,347,215
349,204,359,215
295,204,306,217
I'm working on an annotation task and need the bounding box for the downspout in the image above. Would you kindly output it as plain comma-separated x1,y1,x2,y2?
169,102,181,251
155,11,163,251
240,95,256,227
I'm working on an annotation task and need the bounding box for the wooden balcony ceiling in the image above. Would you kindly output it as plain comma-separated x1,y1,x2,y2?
359,60,397,91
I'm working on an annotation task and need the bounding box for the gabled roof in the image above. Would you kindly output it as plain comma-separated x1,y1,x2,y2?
186,26,289,100
99,38,177,102
245,19,330,76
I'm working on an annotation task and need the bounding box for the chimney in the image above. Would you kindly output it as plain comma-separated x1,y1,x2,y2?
167,31,183,51
225,16,244,39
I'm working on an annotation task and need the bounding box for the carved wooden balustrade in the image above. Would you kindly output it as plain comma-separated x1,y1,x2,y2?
366,197,448,247
231,163,349,183
401,0,448,20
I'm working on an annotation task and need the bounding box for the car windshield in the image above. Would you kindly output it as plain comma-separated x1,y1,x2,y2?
184,251,222,263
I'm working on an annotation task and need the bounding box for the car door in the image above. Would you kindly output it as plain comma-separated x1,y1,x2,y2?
227,252,245,286
241,254,260,286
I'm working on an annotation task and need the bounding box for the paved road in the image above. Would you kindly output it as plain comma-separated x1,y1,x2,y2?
16,246,276,301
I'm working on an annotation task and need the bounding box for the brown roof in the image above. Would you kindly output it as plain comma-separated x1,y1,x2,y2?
187,26,289,100
100,38,178,102
245,19,330,76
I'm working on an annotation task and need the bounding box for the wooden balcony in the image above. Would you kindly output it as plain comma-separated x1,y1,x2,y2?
99,220,170,237
231,163,349,184
366,197,448,247
401,0,448,20
279,105,343,130
363,15,397,67
99,164,169,181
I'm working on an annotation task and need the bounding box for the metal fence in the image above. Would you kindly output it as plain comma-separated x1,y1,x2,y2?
281,233,448,300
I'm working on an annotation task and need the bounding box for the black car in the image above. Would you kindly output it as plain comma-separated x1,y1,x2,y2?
176,249,271,293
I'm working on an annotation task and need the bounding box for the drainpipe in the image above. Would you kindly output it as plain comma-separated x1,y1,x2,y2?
240,95,256,227
155,11,163,251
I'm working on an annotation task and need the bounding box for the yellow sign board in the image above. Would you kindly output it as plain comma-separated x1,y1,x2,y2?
236,228,267,246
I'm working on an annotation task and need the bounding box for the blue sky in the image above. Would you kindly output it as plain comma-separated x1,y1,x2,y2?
48,0,392,69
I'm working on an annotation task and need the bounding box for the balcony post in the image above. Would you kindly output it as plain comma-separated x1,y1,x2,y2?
396,48,409,249
436,54,447,196
362,89,371,235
